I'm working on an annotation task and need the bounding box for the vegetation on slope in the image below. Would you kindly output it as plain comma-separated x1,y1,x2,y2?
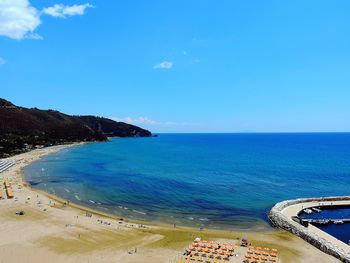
0,98,151,157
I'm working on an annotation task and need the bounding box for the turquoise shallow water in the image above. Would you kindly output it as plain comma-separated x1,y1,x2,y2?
24,133,350,230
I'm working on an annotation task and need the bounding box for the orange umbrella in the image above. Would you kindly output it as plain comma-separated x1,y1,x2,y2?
253,255,260,260
261,256,268,261
255,250,261,255
256,247,262,250
264,247,270,251
272,248,278,252
270,252,277,257
245,254,251,259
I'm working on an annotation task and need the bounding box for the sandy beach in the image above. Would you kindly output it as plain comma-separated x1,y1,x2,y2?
0,144,341,263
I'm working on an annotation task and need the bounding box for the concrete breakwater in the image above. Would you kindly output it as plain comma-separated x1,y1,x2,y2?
269,196,350,263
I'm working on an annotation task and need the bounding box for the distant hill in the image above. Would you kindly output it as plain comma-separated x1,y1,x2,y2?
0,98,152,157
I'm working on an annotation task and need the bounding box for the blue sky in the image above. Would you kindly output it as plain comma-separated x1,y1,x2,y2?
1,1,350,132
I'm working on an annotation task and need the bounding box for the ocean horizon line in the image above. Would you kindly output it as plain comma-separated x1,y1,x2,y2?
151,131,350,134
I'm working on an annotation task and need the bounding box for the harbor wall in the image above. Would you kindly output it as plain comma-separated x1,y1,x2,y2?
269,196,350,263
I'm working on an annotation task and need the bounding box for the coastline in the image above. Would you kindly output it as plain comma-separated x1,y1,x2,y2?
0,144,341,262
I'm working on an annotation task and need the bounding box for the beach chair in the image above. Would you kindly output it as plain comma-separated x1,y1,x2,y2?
269,257,276,262
245,254,252,259
252,255,260,261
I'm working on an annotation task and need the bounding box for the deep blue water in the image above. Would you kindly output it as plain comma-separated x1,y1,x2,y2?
299,206,350,244
24,133,350,230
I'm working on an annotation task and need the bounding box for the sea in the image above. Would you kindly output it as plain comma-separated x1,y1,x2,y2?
299,206,350,244
24,133,350,232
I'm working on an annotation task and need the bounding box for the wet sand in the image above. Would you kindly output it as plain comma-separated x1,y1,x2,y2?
0,144,340,262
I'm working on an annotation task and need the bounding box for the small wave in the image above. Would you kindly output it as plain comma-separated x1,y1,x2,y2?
188,217,194,220
123,207,129,210
133,210,146,215
199,218,209,221
64,188,70,193
89,200,95,204
75,195,81,201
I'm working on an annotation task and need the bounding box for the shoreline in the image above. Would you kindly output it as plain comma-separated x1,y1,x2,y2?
21,142,270,232
0,143,342,262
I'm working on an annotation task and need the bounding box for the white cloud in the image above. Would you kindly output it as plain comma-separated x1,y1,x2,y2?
111,116,200,132
153,61,173,69
0,57,5,65
43,3,94,18
111,117,197,127
112,117,158,125
0,0,41,40
26,33,43,40
0,1,93,40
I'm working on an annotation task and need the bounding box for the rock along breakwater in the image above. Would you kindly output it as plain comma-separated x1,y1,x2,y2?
269,196,350,263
